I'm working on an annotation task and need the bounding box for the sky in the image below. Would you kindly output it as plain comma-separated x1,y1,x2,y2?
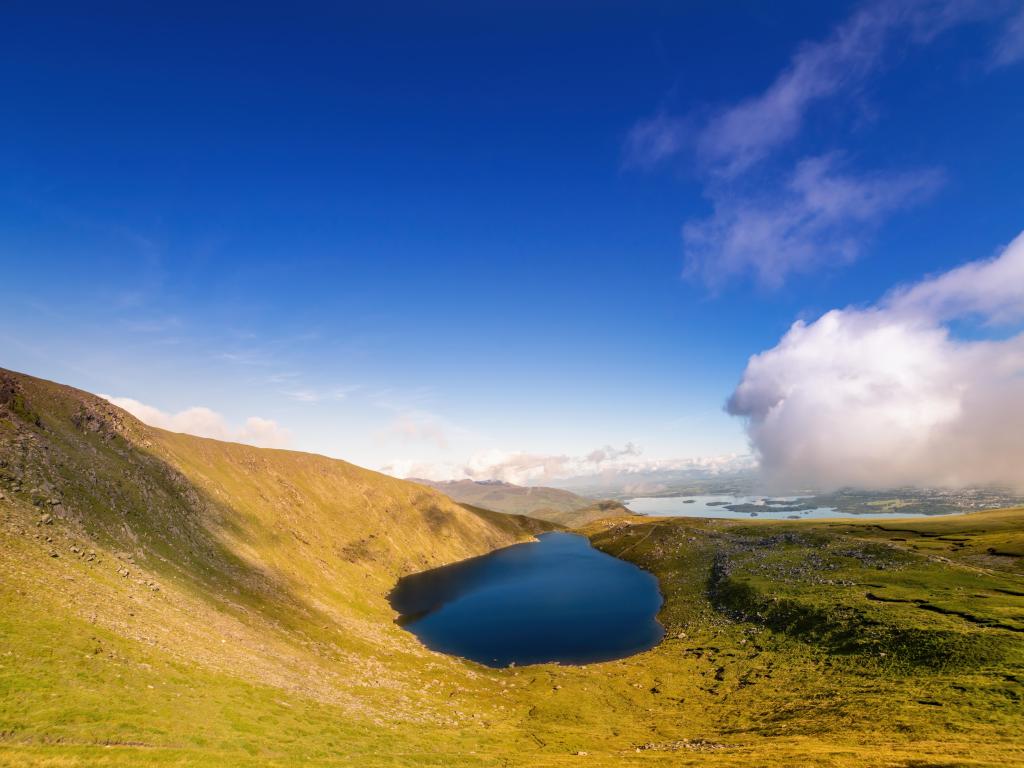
2,1,1023,488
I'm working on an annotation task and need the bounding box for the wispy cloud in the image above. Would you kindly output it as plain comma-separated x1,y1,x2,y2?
684,155,943,288
366,388,469,451
638,0,1010,177
628,0,1020,288
215,350,274,367
284,386,357,403
990,4,1024,68
624,113,693,169
698,1,904,178
885,235,1024,323
100,395,291,448
585,443,641,464
119,314,183,334
385,409,453,449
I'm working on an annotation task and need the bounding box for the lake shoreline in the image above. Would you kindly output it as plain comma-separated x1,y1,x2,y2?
623,493,1006,521
390,531,665,668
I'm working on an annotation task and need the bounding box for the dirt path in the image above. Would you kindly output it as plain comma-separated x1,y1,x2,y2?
614,523,666,559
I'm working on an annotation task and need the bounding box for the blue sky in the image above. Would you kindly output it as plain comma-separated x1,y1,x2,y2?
2,1,1023,484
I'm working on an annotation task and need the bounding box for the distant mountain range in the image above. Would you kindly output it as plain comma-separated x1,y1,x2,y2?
409,478,636,527
4,367,1022,765
548,466,758,499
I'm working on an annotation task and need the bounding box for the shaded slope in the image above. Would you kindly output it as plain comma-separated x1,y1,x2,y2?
0,368,555,722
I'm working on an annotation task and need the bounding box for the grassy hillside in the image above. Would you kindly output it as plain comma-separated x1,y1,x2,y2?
1,368,1022,766
411,479,636,527
0,368,556,764
581,511,1024,764
535,498,640,527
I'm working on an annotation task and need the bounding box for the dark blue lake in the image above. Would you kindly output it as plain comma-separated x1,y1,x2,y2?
389,532,664,668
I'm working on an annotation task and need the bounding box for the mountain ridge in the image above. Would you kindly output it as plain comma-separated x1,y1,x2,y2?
0,367,556,722
2,367,1022,767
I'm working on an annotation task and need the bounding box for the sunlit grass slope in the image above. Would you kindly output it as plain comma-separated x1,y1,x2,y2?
0,368,556,764
1,367,1022,766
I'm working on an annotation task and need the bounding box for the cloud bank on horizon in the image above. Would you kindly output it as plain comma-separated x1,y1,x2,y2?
100,395,291,449
384,445,754,487
95,391,752,487
729,232,1024,492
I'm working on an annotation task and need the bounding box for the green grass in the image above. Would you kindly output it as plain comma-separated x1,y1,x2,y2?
1,368,1023,766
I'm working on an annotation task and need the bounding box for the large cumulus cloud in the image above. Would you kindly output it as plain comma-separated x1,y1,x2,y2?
728,231,1024,491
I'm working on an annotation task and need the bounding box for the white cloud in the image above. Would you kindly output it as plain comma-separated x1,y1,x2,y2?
585,443,641,464
383,444,753,486
639,0,1007,176
100,395,291,449
684,155,942,288
384,449,572,484
698,0,902,177
727,231,1024,491
990,5,1024,68
385,410,451,450
623,113,693,169
236,416,291,448
885,235,1024,322
627,0,1019,288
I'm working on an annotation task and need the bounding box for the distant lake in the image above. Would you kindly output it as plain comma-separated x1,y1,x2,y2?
389,532,664,668
625,494,951,519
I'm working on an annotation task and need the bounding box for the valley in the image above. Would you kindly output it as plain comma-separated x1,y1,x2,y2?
7,6,1024,766
411,479,637,528
1,369,1022,767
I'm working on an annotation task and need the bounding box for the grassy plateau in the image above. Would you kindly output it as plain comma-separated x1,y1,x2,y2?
1,369,1022,766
